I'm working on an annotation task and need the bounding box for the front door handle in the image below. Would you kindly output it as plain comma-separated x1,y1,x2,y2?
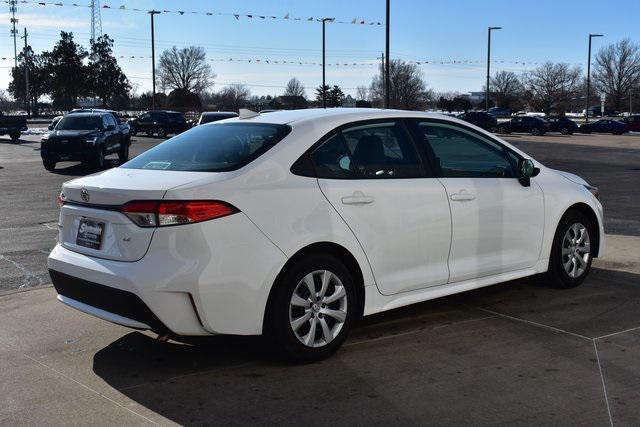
450,192,476,201
341,191,375,205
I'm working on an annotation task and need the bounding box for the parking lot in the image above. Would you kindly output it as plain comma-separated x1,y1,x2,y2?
2,130,640,425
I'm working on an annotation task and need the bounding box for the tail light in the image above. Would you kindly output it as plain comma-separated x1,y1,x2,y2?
121,200,238,227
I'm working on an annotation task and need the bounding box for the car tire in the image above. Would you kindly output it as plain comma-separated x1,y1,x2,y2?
497,126,507,134
266,254,358,363
10,131,20,142
42,158,56,171
118,141,130,163
130,127,137,136
531,127,541,136
544,210,595,289
92,148,105,169
560,127,569,135
157,127,168,138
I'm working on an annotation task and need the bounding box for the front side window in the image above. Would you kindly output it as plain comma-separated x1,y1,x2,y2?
413,122,516,178
123,122,290,172
311,121,422,179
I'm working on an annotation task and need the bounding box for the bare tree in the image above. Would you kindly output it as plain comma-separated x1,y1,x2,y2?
157,46,215,93
369,59,430,110
213,84,250,111
283,78,305,97
356,85,369,101
522,62,582,114
593,39,640,111
490,70,523,110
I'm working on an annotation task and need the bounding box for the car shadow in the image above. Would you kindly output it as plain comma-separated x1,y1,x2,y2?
50,159,121,176
91,268,640,424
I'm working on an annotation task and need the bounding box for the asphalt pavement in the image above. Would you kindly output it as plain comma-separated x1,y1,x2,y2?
1,130,640,425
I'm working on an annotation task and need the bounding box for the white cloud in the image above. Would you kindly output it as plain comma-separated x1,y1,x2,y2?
0,13,87,30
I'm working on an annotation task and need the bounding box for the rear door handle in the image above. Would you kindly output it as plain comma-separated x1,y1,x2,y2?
450,192,476,201
341,191,375,205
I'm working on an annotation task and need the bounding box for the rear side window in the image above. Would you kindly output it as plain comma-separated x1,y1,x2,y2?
311,121,423,179
122,122,291,172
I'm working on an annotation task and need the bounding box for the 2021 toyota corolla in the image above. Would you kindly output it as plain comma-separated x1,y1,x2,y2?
48,109,604,362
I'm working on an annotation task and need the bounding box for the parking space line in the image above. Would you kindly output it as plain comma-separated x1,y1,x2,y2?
595,325,640,340
593,341,614,427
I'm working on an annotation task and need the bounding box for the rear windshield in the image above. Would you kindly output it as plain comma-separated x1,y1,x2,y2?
122,122,291,172
56,116,103,130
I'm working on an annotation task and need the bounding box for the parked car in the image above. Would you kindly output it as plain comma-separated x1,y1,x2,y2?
585,106,619,118
128,111,188,137
68,109,131,143
49,109,603,362
497,116,550,135
40,112,130,171
579,119,628,135
621,115,640,132
197,111,239,125
456,111,497,131
0,111,28,142
487,107,511,117
545,116,578,135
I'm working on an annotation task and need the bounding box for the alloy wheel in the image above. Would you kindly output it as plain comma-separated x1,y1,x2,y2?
562,223,591,278
289,270,348,348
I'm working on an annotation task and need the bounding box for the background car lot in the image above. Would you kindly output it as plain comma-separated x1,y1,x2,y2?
1,130,640,424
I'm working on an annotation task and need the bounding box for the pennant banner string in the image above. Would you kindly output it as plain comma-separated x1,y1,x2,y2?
4,0,383,26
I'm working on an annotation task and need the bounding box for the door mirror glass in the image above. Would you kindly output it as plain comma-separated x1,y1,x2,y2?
48,125,53,131
518,158,536,178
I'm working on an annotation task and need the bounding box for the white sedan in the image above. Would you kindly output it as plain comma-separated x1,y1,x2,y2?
48,108,604,362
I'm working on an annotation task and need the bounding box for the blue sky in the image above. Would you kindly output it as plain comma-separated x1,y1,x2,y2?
1,0,639,98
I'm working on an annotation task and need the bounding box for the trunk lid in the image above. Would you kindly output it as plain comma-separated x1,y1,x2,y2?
59,168,212,261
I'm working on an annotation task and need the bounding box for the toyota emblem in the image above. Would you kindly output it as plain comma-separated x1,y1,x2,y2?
80,188,90,203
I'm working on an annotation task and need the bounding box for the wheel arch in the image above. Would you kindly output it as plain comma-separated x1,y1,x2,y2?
559,202,601,257
262,241,366,334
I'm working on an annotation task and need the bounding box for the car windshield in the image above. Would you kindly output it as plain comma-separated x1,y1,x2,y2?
122,122,291,172
56,116,103,130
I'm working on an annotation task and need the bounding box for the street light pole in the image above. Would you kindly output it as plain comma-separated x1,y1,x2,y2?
321,18,334,109
586,33,603,123
385,0,390,109
149,10,160,111
486,26,501,111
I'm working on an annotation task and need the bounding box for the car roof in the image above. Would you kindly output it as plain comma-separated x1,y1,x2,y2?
230,108,457,126
63,112,106,117
202,111,238,116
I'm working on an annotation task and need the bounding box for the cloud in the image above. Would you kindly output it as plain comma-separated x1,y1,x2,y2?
0,13,87,30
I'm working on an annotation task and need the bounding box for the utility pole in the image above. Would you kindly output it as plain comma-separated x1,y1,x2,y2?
9,0,18,69
586,33,603,123
486,26,502,111
380,52,385,103
149,10,160,110
385,0,390,109
22,28,30,118
320,18,334,109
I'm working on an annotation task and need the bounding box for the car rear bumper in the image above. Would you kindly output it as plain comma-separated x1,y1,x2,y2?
47,212,288,336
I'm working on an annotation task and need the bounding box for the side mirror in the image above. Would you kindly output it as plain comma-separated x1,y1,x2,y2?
48,125,53,131
105,124,116,131
518,158,540,187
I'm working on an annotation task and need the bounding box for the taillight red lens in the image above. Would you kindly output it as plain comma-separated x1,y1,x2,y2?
120,200,237,227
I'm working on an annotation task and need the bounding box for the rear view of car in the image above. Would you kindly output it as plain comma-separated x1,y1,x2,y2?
457,111,497,131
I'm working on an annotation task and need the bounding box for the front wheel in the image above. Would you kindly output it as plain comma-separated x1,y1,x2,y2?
531,127,541,136
91,148,105,169
497,126,508,134
560,127,569,135
42,158,56,171
118,141,129,163
156,127,168,138
10,131,20,142
545,210,594,289
266,254,357,363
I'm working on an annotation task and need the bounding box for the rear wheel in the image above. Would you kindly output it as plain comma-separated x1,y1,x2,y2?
157,127,168,138
531,127,541,136
10,131,20,142
42,158,56,171
497,126,507,134
266,254,357,363
560,127,569,135
545,210,594,289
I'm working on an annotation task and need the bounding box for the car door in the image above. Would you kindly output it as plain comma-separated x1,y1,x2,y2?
101,115,117,152
510,117,522,132
136,113,152,132
313,120,452,295
409,120,544,283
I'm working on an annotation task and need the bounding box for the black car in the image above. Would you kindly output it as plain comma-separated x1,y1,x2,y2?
545,116,578,135
487,107,512,117
497,116,550,135
456,111,497,131
0,111,28,142
579,119,628,135
41,112,129,171
68,108,131,143
128,111,188,137
197,111,238,125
